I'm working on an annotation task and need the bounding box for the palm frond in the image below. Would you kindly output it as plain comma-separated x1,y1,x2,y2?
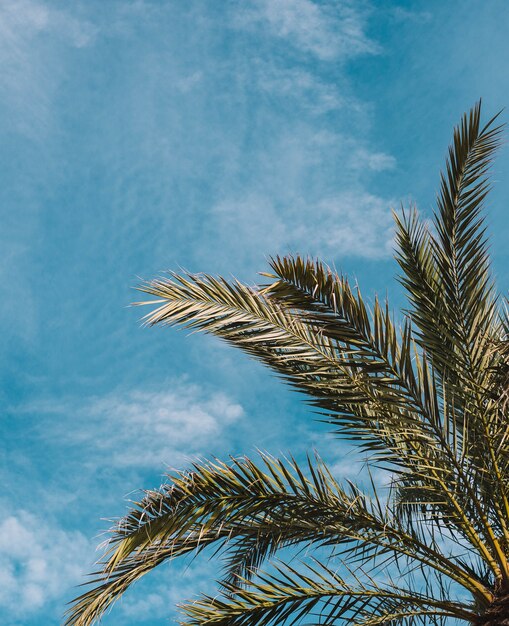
133,264,509,578
180,561,476,626
394,103,509,567
64,455,492,625
396,101,503,388
263,254,434,422
68,104,509,626
134,270,439,469
261,254,509,573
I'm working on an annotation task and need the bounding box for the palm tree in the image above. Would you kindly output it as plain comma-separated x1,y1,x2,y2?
66,102,509,626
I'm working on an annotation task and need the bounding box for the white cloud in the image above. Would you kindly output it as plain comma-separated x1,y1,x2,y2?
176,70,204,94
349,147,396,172
235,0,380,61
200,2,393,266
208,190,394,264
35,382,244,469
254,64,344,114
0,0,97,48
0,0,97,137
0,510,91,620
196,108,396,265
84,387,244,467
390,7,432,24
306,192,395,258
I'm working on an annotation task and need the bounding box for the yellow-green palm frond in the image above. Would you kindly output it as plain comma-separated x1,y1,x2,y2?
135,269,439,468
64,455,490,626
274,253,509,574
395,101,503,392
68,103,509,626
393,103,509,570
134,263,504,558
180,561,477,626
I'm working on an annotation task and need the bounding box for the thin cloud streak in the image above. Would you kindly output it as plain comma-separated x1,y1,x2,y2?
0,0,97,137
208,191,395,266
32,382,244,469
234,0,380,61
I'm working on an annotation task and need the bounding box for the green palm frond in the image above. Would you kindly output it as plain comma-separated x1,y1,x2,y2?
395,101,503,389
68,103,509,626
64,455,492,625
180,561,476,626
256,253,509,571
263,254,434,421
393,104,509,565
134,269,439,467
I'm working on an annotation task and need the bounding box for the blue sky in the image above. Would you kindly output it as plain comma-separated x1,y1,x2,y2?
2,1,509,624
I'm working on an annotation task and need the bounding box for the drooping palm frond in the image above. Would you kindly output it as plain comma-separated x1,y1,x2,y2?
180,561,477,626
64,455,490,626
68,103,509,626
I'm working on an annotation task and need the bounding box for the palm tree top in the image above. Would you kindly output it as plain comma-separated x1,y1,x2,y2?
66,102,509,626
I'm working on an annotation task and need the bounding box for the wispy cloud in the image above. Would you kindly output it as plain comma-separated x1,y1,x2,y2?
206,185,395,267
0,510,92,621
35,382,244,469
253,63,345,114
0,0,97,137
390,7,432,24
0,0,97,49
1,382,244,623
302,191,395,258
235,0,380,61
191,0,395,268
0,0,100,346
349,147,396,172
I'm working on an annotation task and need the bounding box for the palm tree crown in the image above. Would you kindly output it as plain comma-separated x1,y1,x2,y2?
67,103,509,626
